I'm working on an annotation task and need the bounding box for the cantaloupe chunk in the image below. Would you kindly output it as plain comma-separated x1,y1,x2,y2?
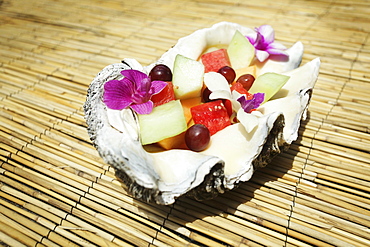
180,97,202,124
187,118,195,128
157,131,187,150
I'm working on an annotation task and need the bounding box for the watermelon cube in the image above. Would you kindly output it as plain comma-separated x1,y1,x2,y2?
190,100,231,135
201,49,231,73
222,99,233,117
151,81,175,107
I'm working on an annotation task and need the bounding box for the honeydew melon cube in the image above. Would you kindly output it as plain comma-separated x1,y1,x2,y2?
138,100,187,145
227,30,255,70
248,72,290,104
172,54,204,100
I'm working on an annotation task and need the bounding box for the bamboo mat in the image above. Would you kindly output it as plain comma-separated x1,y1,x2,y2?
0,0,369,246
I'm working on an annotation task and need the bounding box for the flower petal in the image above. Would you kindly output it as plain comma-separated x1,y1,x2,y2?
237,108,259,132
257,25,274,44
231,90,243,111
130,100,154,115
255,50,270,62
150,80,168,95
253,32,267,50
237,93,265,113
237,96,252,113
266,48,289,56
268,42,287,50
253,93,265,106
204,72,233,100
121,70,148,85
103,79,134,110
204,72,230,92
137,77,152,94
210,90,232,100
266,42,288,56
245,32,257,45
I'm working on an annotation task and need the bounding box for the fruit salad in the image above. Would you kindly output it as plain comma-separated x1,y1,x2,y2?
103,25,291,152
85,21,320,204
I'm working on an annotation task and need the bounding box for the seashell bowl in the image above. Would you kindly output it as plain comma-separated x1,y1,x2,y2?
84,22,320,205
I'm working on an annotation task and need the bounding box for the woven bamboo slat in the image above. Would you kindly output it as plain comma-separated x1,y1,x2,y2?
1,0,370,246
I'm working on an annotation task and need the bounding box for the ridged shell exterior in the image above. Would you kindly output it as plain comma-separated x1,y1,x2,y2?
84,22,320,205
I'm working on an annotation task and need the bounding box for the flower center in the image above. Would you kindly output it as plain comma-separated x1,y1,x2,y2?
131,92,145,103
131,78,152,103
254,32,268,50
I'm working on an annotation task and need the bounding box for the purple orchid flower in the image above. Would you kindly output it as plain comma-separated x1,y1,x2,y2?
237,93,265,113
103,70,167,114
246,25,288,62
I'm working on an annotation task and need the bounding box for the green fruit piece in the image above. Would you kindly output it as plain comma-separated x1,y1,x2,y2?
248,72,290,104
138,100,187,145
172,54,204,100
227,30,255,70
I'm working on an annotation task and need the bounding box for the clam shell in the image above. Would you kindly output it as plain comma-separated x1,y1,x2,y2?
84,22,320,205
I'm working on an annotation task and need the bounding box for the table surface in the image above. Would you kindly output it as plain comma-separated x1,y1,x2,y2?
1,0,370,246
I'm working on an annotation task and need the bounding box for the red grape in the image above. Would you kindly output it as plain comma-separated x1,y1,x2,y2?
202,87,212,102
236,74,255,91
149,64,172,81
185,124,211,152
217,66,236,84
